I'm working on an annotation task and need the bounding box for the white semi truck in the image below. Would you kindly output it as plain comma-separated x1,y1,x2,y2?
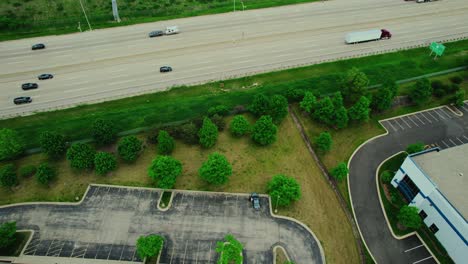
345,29,392,44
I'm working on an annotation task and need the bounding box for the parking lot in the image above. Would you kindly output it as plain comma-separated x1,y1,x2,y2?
0,185,324,264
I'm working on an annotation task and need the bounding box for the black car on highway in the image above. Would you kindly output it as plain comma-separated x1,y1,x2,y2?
21,83,38,90
38,74,53,80
14,97,32,105
149,30,164,38
160,66,172,73
32,43,46,50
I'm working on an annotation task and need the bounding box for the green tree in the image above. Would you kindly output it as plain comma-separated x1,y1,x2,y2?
179,122,199,144
148,155,182,189
381,171,394,183
66,143,96,170
372,85,393,112
199,152,232,185
315,132,332,152
330,162,348,181
348,96,371,122
198,117,218,148
118,136,143,163
92,119,118,145
451,89,465,107
157,130,175,155
208,105,230,116
341,67,369,103
36,163,56,185
267,174,301,207
0,128,24,161
333,106,349,129
136,234,165,260
229,115,250,137
251,115,278,146
299,91,317,113
406,142,425,154
216,234,244,264
409,78,432,105
312,97,334,126
331,91,344,108
0,221,16,249
269,95,289,123
285,87,305,102
94,152,117,176
248,93,271,117
0,164,17,188
398,205,422,229
39,131,67,159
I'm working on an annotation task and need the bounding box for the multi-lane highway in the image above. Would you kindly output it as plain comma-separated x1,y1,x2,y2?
0,0,467,119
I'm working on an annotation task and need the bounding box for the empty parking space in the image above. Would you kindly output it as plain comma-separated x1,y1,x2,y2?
380,106,459,133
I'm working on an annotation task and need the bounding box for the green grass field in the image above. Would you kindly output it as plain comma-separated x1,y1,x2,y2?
0,0,320,41
0,114,360,264
1,40,467,150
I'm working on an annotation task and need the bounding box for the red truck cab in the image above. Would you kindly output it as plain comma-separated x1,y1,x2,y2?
380,29,392,39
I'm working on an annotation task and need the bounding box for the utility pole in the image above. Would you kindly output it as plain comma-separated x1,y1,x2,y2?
79,0,92,31
112,0,121,22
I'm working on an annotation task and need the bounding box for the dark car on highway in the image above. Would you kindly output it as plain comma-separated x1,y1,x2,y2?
21,83,38,90
32,43,46,50
149,30,164,38
160,66,172,73
38,74,53,80
250,193,260,210
14,97,32,105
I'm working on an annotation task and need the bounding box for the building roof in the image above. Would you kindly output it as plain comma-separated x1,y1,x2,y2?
411,144,468,219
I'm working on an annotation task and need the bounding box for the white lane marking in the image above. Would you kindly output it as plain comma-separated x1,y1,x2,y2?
108,79,134,86
441,140,450,148
236,59,255,64
412,256,433,264
413,114,425,125
404,244,423,252
400,117,412,128
456,137,464,144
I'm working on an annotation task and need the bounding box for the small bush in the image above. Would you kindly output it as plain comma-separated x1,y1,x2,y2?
330,162,348,181
94,152,117,176
449,76,463,84
210,114,226,131
157,130,175,155
0,164,17,187
118,136,143,163
178,122,199,145
229,115,250,137
430,80,443,90
208,105,230,116
19,165,36,178
406,142,424,154
381,171,394,183
432,87,446,98
267,174,301,207
446,84,460,94
36,163,56,185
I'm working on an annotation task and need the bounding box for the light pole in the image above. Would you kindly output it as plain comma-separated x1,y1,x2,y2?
274,195,280,213
79,0,92,31
233,0,236,12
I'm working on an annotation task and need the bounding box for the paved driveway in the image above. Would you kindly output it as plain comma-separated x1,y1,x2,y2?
349,103,468,264
0,185,324,264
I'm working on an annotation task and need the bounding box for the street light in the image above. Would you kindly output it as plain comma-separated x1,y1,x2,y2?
79,0,92,31
274,195,280,213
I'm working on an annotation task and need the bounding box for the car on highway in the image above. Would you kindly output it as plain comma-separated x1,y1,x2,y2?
32,43,46,50
149,30,164,38
250,193,260,210
38,74,54,80
14,97,32,105
165,26,179,35
160,66,172,73
21,83,38,90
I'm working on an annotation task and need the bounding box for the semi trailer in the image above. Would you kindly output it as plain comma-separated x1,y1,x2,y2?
345,29,392,44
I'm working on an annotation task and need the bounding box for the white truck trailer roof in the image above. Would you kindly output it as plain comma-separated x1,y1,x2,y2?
345,29,381,44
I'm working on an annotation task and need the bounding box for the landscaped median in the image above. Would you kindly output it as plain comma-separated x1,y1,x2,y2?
376,152,454,264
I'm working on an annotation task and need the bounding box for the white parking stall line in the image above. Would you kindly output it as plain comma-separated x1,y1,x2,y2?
413,256,433,264
400,117,412,128
413,114,425,125
456,137,464,144
433,109,446,119
107,244,114,260
462,104,468,112
441,140,450,148
195,241,200,264
463,135,468,141
404,244,424,252
208,242,212,263
393,119,405,130
440,108,454,118
384,121,397,132
182,240,189,264
169,245,176,264
449,138,458,146
406,116,419,127
419,113,433,123
426,110,439,121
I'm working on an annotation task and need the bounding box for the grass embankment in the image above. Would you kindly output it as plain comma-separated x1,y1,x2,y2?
0,0,320,41
0,231,31,257
294,71,468,207
378,154,454,264
0,114,360,264
2,40,467,150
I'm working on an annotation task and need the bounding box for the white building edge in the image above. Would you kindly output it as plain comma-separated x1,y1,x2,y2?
391,144,468,263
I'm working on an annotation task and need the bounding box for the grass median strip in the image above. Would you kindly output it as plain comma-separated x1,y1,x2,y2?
1,40,467,150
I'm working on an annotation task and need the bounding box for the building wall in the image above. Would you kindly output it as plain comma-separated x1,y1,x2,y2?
391,156,468,263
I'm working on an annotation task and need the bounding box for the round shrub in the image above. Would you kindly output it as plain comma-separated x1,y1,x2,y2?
39,131,67,159
0,128,25,161
267,174,301,207
199,152,232,185
118,136,143,163
210,114,226,131
94,152,117,176
229,115,250,137
0,164,17,187
92,119,117,145
148,156,182,189
36,163,56,185
66,143,96,170
198,117,218,148
251,115,277,146
157,130,175,155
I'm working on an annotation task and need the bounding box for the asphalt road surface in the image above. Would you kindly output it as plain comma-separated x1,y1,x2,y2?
349,103,468,264
0,185,324,264
1,0,467,118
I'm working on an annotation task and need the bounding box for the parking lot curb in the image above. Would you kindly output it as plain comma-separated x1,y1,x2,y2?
272,245,291,264
156,191,173,211
375,152,440,264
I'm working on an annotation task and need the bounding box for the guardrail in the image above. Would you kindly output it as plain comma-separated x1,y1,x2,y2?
1,32,467,120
